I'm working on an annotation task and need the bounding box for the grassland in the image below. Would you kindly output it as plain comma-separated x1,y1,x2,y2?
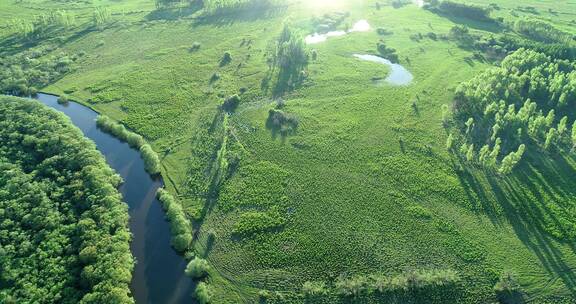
2,0,576,303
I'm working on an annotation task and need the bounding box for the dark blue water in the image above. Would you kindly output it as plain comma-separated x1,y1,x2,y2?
34,93,194,304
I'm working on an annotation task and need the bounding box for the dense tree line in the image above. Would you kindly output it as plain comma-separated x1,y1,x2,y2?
156,189,192,252
514,18,575,44
0,45,79,96
0,96,133,303
96,115,161,175
292,269,460,302
425,0,493,22
449,49,576,173
9,10,76,40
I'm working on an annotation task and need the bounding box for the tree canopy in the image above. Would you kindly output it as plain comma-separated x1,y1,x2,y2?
0,96,133,303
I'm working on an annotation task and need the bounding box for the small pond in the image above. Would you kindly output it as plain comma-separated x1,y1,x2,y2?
305,20,371,44
353,54,414,86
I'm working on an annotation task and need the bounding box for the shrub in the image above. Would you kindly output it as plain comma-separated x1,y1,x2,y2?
494,272,522,303
406,205,432,219
191,42,201,51
194,282,212,304
377,27,393,35
220,51,232,66
266,109,299,136
302,281,328,297
377,42,399,63
514,18,573,43
438,1,493,22
232,210,286,237
140,144,161,175
57,94,69,104
185,257,210,279
271,24,309,95
221,94,240,112
210,72,220,83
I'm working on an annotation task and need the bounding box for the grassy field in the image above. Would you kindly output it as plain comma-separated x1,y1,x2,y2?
2,0,576,303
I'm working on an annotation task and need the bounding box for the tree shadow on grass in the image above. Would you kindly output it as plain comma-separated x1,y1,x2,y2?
145,3,203,21
431,12,504,33
455,151,576,297
191,4,288,28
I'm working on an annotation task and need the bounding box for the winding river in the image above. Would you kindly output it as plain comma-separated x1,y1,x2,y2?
34,93,194,304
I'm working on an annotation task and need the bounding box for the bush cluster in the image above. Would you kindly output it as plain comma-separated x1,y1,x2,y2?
185,257,210,279
194,281,213,304
96,115,161,175
376,41,399,63
514,18,574,44
232,209,286,237
221,94,240,112
266,109,299,136
0,45,78,96
300,269,460,300
427,1,493,22
157,189,193,252
270,24,309,95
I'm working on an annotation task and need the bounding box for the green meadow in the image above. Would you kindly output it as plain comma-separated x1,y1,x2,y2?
2,0,576,303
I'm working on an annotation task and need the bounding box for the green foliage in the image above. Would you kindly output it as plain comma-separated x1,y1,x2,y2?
376,41,399,63
446,134,455,150
406,205,433,219
494,272,523,303
452,49,576,171
0,46,77,96
514,18,574,44
202,0,278,14
221,94,240,112
572,122,576,149
332,269,460,299
0,96,133,303
435,1,493,22
499,144,525,175
9,10,75,40
232,209,286,237
269,24,309,95
93,7,111,29
194,282,213,304
266,109,299,136
185,257,210,279
157,189,193,252
57,94,69,104
96,115,161,175
302,281,328,297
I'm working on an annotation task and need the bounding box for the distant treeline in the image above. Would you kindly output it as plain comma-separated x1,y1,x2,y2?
514,18,575,44
259,269,461,303
426,0,494,22
0,45,79,96
96,115,161,175
0,96,133,303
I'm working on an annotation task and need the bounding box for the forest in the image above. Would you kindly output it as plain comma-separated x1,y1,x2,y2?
0,96,133,303
450,49,576,175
